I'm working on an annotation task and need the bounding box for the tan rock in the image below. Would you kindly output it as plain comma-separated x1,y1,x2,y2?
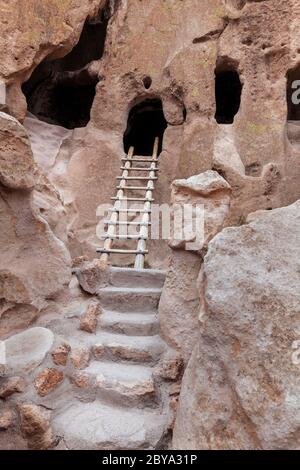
0,112,38,190
75,259,110,294
0,0,300,451
0,0,297,273
167,396,180,432
0,0,107,80
80,303,102,334
70,372,89,389
34,368,64,397
5,327,54,375
170,171,231,253
0,376,26,399
173,200,300,450
159,250,201,362
51,344,71,367
71,348,90,370
92,344,105,361
0,187,72,335
18,404,53,450
0,410,14,430
72,256,89,269
157,351,184,381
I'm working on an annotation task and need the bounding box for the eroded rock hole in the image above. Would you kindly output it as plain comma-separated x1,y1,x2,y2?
215,69,242,124
123,99,168,155
22,10,110,129
143,76,152,89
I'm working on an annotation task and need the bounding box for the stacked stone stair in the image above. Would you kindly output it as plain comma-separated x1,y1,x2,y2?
52,267,168,450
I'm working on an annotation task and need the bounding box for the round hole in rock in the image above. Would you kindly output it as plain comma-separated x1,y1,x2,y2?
123,98,168,156
215,69,242,124
143,76,152,89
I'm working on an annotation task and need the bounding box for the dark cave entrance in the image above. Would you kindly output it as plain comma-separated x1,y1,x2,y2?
123,99,168,156
287,66,300,121
215,68,242,124
22,9,110,129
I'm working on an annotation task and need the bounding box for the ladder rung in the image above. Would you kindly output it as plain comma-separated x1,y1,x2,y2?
117,186,153,191
121,158,158,163
111,197,154,202
116,176,158,181
100,235,148,240
97,248,148,255
120,167,159,171
103,220,151,226
108,208,151,214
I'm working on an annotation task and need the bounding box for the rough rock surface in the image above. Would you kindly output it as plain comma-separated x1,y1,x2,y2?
0,0,294,267
4,327,54,374
170,170,231,252
34,368,64,397
0,410,14,430
0,376,26,399
51,343,70,367
173,201,300,450
159,251,202,362
0,112,38,189
159,171,231,361
18,404,53,450
0,0,300,452
79,303,102,333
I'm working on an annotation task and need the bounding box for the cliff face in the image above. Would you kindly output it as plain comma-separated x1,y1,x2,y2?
0,0,300,450
2,0,300,268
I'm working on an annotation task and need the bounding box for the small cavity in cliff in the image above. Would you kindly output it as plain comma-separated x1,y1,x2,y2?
22,9,110,129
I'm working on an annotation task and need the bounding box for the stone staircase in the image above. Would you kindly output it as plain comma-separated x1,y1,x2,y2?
52,267,169,450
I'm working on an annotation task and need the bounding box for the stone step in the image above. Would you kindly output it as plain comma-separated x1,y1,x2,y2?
97,286,162,312
109,267,166,289
92,332,165,364
52,401,167,450
83,361,157,407
100,311,159,336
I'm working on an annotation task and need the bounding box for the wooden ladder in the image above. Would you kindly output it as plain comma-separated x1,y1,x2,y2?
97,137,159,269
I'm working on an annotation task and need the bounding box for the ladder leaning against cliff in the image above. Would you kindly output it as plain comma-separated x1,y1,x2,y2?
97,137,160,269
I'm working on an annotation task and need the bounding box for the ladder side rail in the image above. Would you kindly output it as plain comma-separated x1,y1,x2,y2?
134,137,159,269
99,146,134,266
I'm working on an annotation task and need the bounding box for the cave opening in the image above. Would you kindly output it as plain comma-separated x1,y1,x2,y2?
22,9,110,129
287,66,300,121
215,69,242,124
123,99,168,156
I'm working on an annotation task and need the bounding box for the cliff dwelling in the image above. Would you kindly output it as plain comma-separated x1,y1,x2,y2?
123,98,168,155
0,0,300,457
215,67,242,124
22,10,109,129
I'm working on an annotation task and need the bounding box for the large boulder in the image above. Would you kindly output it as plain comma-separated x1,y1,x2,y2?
0,189,71,316
159,251,201,362
169,170,231,252
159,171,231,361
5,327,54,375
173,200,300,449
0,112,38,190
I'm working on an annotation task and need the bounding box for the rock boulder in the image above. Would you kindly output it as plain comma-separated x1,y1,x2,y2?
173,200,300,449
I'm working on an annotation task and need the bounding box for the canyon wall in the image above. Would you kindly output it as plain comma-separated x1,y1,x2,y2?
0,0,300,450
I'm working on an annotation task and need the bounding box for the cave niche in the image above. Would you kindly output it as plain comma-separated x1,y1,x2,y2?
215,66,242,124
22,9,110,129
123,99,168,156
